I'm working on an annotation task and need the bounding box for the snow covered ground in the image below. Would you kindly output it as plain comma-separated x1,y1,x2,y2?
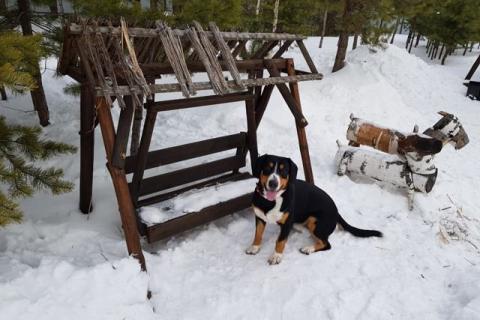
1,35,480,320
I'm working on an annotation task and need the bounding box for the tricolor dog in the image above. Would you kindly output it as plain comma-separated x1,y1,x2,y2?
246,154,382,265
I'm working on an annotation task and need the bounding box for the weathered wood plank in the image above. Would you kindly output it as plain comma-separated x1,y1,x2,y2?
296,40,319,74
136,156,245,196
149,92,254,112
124,132,247,174
144,193,253,242
112,97,135,168
137,172,251,207
93,74,323,96
79,84,95,214
286,59,314,183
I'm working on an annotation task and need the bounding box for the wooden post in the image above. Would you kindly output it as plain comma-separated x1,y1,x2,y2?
286,59,314,184
246,71,259,171
0,85,6,100
96,97,147,271
79,84,95,213
130,97,144,156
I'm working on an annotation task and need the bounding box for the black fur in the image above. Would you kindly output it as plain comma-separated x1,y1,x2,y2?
252,154,382,254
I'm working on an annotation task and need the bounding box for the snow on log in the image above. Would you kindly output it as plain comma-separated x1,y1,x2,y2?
423,111,469,150
335,143,438,209
346,114,443,156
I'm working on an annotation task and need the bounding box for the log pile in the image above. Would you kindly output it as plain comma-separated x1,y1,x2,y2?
336,112,469,209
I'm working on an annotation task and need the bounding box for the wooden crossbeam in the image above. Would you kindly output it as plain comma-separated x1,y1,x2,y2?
148,92,254,112
135,156,246,197
68,24,307,41
93,73,323,96
124,132,247,174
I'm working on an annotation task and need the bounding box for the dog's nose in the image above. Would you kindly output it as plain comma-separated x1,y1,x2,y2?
268,179,278,190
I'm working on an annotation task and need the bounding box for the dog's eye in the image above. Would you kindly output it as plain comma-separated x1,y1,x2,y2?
263,166,273,174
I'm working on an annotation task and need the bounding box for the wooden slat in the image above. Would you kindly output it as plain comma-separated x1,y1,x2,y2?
125,132,247,174
111,97,134,168
255,85,274,128
149,92,254,112
137,172,251,207
93,73,323,96
272,40,293,59
144,193,253,242
136,156,246,196
296,40,319,74
69,24,307,40
130,105,157,203
139,58,287,75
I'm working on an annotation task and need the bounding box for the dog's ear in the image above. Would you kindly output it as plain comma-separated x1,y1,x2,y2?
288,158,298,181
253,154,268,178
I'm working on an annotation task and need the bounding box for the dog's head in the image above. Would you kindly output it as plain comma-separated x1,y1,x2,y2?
253,154,298,201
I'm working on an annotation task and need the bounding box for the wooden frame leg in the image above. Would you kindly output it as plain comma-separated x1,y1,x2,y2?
96,97,147,271
286,59,314,184
79,84,95,213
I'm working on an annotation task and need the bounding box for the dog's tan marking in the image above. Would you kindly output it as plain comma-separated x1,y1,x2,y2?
253,219,265,246
279,163,285,170
277,212,289,225
313,239,328,251
268,162,274,168
260,173,269,187
275,239,287,254
279,176,289,190
305,216,317,233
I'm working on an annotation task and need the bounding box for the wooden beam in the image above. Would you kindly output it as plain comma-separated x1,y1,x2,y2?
130,103,157,204
95,97,147,271
149,92,254,112
137,172,251,207
94,74,323,96
255,85,274,128
111,97,135,168
144,193,253,242
139,58,287,75
245,72,258,171
265,62,309,127
124,132,247,174
296,40,319,74
272,40,293,59
286,59,314,184
68,24,307,41
79,84,95,214
136,156,246,197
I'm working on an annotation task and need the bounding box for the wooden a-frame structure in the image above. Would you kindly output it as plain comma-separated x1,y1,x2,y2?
57,19,323,271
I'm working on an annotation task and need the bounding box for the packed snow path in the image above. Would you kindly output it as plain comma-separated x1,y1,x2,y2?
1,35,479,319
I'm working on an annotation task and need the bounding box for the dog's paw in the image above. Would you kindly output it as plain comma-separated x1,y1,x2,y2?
267,252,283,265
245,245,261,255
299,245,316,255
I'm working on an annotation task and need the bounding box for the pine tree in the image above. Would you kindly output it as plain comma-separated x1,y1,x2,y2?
0,31,77,226
0,117,77,226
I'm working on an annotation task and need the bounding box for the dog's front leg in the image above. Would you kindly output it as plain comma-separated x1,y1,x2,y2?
246,216,266,255
268,213,291,265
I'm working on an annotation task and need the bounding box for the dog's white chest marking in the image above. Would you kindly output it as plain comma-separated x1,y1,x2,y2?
254,197,285,224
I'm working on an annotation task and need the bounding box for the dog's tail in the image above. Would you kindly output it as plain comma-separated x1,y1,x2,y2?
337,214,383,238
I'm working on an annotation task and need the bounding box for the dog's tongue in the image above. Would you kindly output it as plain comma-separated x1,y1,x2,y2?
265,191,277,201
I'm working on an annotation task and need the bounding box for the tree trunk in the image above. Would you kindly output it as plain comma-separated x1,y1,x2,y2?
150,0,157,10
426,40,431,51
58,0,64,23
272,0,280,32
332,0,352,73
390,17,400,44
319,8,328,48
414,33,421,47
469,42,474,52
463,45,468,56
441,47,449,65
405,30,412,49
438,44,444,60
0,0,6,11
408,32,414,53
255,0,261,16
352,33,358,50
0,86,6,100
18,0,50,126
49,2,58,14
399,17,405,33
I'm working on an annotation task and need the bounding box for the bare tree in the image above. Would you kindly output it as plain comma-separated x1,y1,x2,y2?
17,0,50,126
272,0,280,32
319,6,328,48
332,0,352,72
390,17,400,44
256,0,261,16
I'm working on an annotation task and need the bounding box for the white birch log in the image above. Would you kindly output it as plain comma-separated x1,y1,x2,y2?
423,111,469,150
335,143,438,210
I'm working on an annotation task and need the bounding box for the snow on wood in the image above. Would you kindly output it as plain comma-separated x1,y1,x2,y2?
139,178,257,225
